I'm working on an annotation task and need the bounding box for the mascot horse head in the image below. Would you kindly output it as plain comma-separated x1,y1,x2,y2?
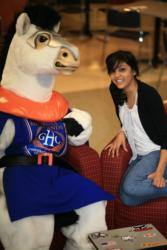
0,5,80,103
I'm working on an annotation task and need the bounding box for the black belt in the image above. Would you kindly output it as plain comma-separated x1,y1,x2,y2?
0,153,77,171
0,153,54,167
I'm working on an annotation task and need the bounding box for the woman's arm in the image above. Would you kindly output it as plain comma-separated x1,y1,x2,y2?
107,84,129,157
139,85,167,149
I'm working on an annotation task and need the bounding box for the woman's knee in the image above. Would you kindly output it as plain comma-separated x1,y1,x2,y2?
120,177,138,197
119,190,144,206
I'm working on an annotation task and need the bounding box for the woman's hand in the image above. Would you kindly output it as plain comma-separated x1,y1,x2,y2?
148,150,167,188
148,171,166,188
105,131,127,157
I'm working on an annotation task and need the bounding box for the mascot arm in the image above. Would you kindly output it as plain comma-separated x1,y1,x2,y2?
63,108,92,146
0,119,15,157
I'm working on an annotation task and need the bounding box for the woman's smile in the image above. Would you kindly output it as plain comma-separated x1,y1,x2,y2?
110,62,136,90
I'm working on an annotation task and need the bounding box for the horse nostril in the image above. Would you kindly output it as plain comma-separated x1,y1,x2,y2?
62,52,68,58
55,61,63,67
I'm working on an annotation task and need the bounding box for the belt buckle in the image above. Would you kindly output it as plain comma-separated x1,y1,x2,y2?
37,153,53,166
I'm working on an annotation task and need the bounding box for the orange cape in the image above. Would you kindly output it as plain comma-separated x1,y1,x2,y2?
0,87,69,122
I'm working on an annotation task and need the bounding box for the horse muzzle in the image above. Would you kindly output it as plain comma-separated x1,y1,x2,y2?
55,47,80,75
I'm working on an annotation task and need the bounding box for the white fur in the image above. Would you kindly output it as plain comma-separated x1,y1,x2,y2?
16,13,31,36
0,11,108,250
53,22,61,33
64,108,93,146
0,119,15,158
62,201,107,250
0,206,54,250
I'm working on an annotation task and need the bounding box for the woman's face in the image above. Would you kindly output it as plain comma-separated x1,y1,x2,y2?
109,61,136,90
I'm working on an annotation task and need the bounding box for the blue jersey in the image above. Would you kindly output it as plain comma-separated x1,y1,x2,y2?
1,113,114,221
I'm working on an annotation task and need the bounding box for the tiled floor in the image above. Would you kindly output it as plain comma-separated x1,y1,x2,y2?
54,9,167,154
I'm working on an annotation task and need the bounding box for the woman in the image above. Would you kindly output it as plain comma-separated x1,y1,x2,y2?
105,50,167,206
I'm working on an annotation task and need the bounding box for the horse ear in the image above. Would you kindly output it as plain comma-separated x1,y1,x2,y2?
53,22,60,33
16,13,31,36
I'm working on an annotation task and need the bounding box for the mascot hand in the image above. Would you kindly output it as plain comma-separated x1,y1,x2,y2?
63,108,92,146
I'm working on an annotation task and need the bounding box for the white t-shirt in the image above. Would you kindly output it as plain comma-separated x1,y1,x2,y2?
119,102,160,161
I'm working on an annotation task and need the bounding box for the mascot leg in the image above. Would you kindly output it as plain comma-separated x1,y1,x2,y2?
62,201,107,250
0,195,54,250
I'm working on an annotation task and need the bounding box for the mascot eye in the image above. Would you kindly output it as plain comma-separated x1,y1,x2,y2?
35,34,50,48
38,35,48,43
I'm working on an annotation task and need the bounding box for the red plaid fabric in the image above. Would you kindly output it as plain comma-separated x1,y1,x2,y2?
101,102,167,238
100,141,132,230
64,144,103,187
114,199,167,237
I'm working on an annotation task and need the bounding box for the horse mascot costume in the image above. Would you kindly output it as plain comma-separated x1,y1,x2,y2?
0,4,114,250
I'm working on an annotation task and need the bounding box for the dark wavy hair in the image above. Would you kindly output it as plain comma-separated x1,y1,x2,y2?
106,50,139,106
